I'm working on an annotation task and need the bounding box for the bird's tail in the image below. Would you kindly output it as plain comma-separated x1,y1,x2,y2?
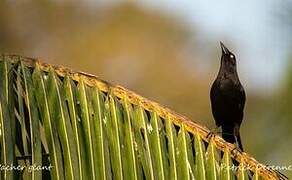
222,125,236,144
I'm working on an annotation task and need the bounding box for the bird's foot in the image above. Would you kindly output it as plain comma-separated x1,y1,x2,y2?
207,131,215,140
207,127,220,141
231,146,243,159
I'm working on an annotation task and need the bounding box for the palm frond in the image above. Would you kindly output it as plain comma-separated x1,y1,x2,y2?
0,54,285,180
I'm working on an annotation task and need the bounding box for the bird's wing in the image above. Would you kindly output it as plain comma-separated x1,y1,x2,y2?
210,80,224,126
210,80,220,106
238,85,246,110
221,83,246,110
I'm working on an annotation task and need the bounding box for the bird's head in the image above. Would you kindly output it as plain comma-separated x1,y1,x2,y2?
220,42,237,73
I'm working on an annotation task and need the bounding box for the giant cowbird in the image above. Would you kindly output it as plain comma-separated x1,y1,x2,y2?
210,42,246,151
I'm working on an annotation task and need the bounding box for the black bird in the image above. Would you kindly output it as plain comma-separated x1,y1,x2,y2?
210,42,246,151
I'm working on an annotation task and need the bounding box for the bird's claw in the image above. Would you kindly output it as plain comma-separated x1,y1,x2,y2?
231,146,243,158
207,127,220,141
207,131,215,140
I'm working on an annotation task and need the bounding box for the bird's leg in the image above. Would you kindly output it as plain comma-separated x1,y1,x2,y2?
231,143,243,154
207,126,221,140
231,145,242,158
231,125,243,155
234,124,244,151
231,145,242,154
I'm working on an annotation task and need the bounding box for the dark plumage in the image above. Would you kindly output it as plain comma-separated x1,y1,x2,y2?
210,42,246,151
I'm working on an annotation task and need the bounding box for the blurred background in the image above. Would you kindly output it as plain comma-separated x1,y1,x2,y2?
1,0,291,178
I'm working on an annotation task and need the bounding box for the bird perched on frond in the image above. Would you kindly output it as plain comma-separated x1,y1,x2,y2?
210,42,246,151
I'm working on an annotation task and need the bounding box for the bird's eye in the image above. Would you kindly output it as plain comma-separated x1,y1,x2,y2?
230,54,234,58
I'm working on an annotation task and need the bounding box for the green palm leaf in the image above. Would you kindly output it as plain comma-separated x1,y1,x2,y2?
0,55,284,180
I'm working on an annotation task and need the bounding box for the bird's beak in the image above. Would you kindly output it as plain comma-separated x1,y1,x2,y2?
220,42,230,54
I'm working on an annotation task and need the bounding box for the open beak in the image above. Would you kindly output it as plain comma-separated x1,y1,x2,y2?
220,42,230,54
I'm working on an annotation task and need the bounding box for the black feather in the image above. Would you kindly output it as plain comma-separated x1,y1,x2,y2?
210,42,246,151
